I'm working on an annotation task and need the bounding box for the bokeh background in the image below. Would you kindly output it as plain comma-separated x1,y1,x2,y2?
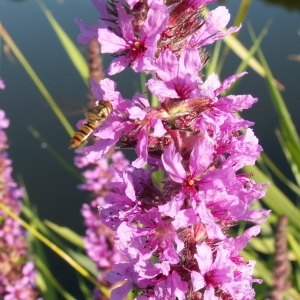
0,0,299,297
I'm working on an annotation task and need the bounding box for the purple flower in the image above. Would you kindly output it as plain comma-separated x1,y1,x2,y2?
191,243,232,292
188,6,241,48
77,0,237,76
88,2,168,75
80,78,136,161
116,207,183,264
146,48,204,102
159,140,236,232
0,77,5,90
78,151,130,272
75,0,269,298
153,271,188,300
0,110,40,299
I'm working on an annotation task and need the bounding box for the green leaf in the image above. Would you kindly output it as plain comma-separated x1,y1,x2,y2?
260,152,300,196
44,220,84,248
67,250,98,277
36,0,89,86
213,0,252,74
36,257,77,300
249,28,300,171
206,40,221,75
288,232,300,265
25,201,58,299
1,202,103,293
243,250,273,285
243,250,300,299
78,275,94,300
232,0,251,29
0,23,74,137
249,237,274,254
243,165,300,231
227,23,270,93
151,167,164,189
275,128,300,188
139,72,148,97
201,8,284,91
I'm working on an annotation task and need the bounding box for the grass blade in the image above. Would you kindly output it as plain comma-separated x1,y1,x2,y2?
0,23,74,137
243,165,300,230
243,250,300,299
223,23,270,94
206,39,221,76
36,257,77,300
44,219,84,248
36,0,89,86
260,152,300,196
216,0,251,73
249,28,300,165
275,128,300,188
201,7,284,90
0,202,109,297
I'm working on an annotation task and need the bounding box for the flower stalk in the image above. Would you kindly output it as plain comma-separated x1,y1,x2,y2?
0,110,40,299
270,215,290,300
75,0,270,298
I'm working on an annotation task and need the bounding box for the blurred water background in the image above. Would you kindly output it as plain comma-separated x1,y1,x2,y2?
0,0,299,298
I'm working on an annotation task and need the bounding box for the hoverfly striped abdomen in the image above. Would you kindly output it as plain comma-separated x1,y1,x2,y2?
69,101,113,149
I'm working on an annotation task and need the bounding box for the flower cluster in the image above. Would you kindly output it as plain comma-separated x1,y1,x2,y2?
0,110,40,299
76,152,128,277
76,0,270,299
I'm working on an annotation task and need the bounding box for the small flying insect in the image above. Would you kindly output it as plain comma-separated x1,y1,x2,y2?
69,100,113,149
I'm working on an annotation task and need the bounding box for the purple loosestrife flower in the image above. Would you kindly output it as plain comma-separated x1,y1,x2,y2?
76,0,270,298
0,77,5,90
77,151,130,298
0,110,40,300
77,1,169,75
76,0,239,76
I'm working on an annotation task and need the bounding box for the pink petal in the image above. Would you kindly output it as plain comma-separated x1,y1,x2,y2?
191,271,206,291
133,129,148,168
98,28,128,53
162,144,186,183
189,135,214,176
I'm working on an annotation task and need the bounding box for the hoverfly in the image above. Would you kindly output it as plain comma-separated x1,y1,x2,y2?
69,100,113,149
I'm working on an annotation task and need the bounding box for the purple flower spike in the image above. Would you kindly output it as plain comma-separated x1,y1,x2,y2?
76,0,269,298
0,110,40,299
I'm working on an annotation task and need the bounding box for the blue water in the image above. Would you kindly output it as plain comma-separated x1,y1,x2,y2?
0,0,299,298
